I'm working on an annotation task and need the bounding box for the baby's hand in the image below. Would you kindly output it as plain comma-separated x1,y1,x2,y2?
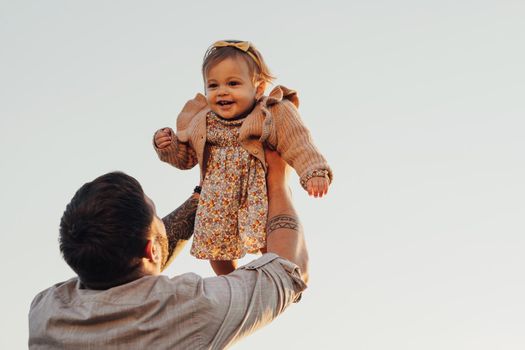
154,128,173,149
306,176,329,198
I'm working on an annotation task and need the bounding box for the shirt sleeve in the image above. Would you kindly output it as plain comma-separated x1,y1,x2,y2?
200,253,307,349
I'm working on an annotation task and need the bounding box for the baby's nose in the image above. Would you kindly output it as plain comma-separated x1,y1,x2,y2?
217,85,229,95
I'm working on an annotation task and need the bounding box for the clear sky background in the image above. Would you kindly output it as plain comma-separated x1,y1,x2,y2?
1,0,524,349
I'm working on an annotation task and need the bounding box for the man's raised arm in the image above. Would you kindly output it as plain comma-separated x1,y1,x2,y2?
265,149,309,283
161,192,199,270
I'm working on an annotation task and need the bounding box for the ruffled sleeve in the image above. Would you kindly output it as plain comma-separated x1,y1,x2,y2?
175,93,208,142
265,85,299,108
153,93,208,170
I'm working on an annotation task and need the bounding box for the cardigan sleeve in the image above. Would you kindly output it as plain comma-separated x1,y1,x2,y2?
264,87,333,189
153,93,208,170
153,128,198,170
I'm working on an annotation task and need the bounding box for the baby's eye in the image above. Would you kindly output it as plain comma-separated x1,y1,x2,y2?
228,81,240,86
207,83,218,89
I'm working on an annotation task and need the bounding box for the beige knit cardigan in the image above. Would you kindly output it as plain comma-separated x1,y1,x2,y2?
155,85,332,189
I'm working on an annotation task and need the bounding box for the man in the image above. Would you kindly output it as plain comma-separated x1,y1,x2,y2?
29,150,309,349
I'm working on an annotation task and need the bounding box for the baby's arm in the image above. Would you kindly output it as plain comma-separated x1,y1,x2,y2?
269,100,332,198
154,93,208,170
153,127,198,170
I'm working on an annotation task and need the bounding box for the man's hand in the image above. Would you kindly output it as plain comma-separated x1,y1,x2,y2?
154,128,173,149
265,149,291,192
264,148,309,282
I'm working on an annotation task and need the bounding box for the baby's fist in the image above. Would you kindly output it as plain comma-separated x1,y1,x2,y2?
154,128,173,149
306,176,329,198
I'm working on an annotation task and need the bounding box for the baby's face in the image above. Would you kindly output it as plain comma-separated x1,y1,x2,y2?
205,57,262,119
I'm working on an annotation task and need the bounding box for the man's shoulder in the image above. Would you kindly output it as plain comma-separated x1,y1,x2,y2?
29,273,204,309
28,273,214,349
30,277,78,309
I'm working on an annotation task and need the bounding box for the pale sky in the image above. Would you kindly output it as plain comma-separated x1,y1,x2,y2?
1,1,524,349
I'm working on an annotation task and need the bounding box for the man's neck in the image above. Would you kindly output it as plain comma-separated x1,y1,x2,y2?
80,269,148,290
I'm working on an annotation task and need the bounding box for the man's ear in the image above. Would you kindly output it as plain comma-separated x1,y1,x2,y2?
144,240,161,263
255,81,266,100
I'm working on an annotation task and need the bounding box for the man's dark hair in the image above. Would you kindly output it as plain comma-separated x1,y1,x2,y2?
59,172,153,289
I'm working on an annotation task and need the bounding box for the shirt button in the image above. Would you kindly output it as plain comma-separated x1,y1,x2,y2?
253,150,258,155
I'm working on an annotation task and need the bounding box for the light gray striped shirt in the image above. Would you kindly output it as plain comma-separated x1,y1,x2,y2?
29,253,306,349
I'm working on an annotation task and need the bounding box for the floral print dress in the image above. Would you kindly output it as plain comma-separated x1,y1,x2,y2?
190,111,267,260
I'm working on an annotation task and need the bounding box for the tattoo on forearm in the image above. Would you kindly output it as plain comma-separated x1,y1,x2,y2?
162,196,199,254
267,215,300,234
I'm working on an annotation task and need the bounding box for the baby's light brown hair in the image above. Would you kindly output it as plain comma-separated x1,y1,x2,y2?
202,40,275,85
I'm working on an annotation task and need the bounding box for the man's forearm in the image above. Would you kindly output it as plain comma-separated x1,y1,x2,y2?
266,186,309,282
161,193,199,270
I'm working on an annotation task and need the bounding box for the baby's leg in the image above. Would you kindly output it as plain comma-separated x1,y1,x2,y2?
210,260,237,275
